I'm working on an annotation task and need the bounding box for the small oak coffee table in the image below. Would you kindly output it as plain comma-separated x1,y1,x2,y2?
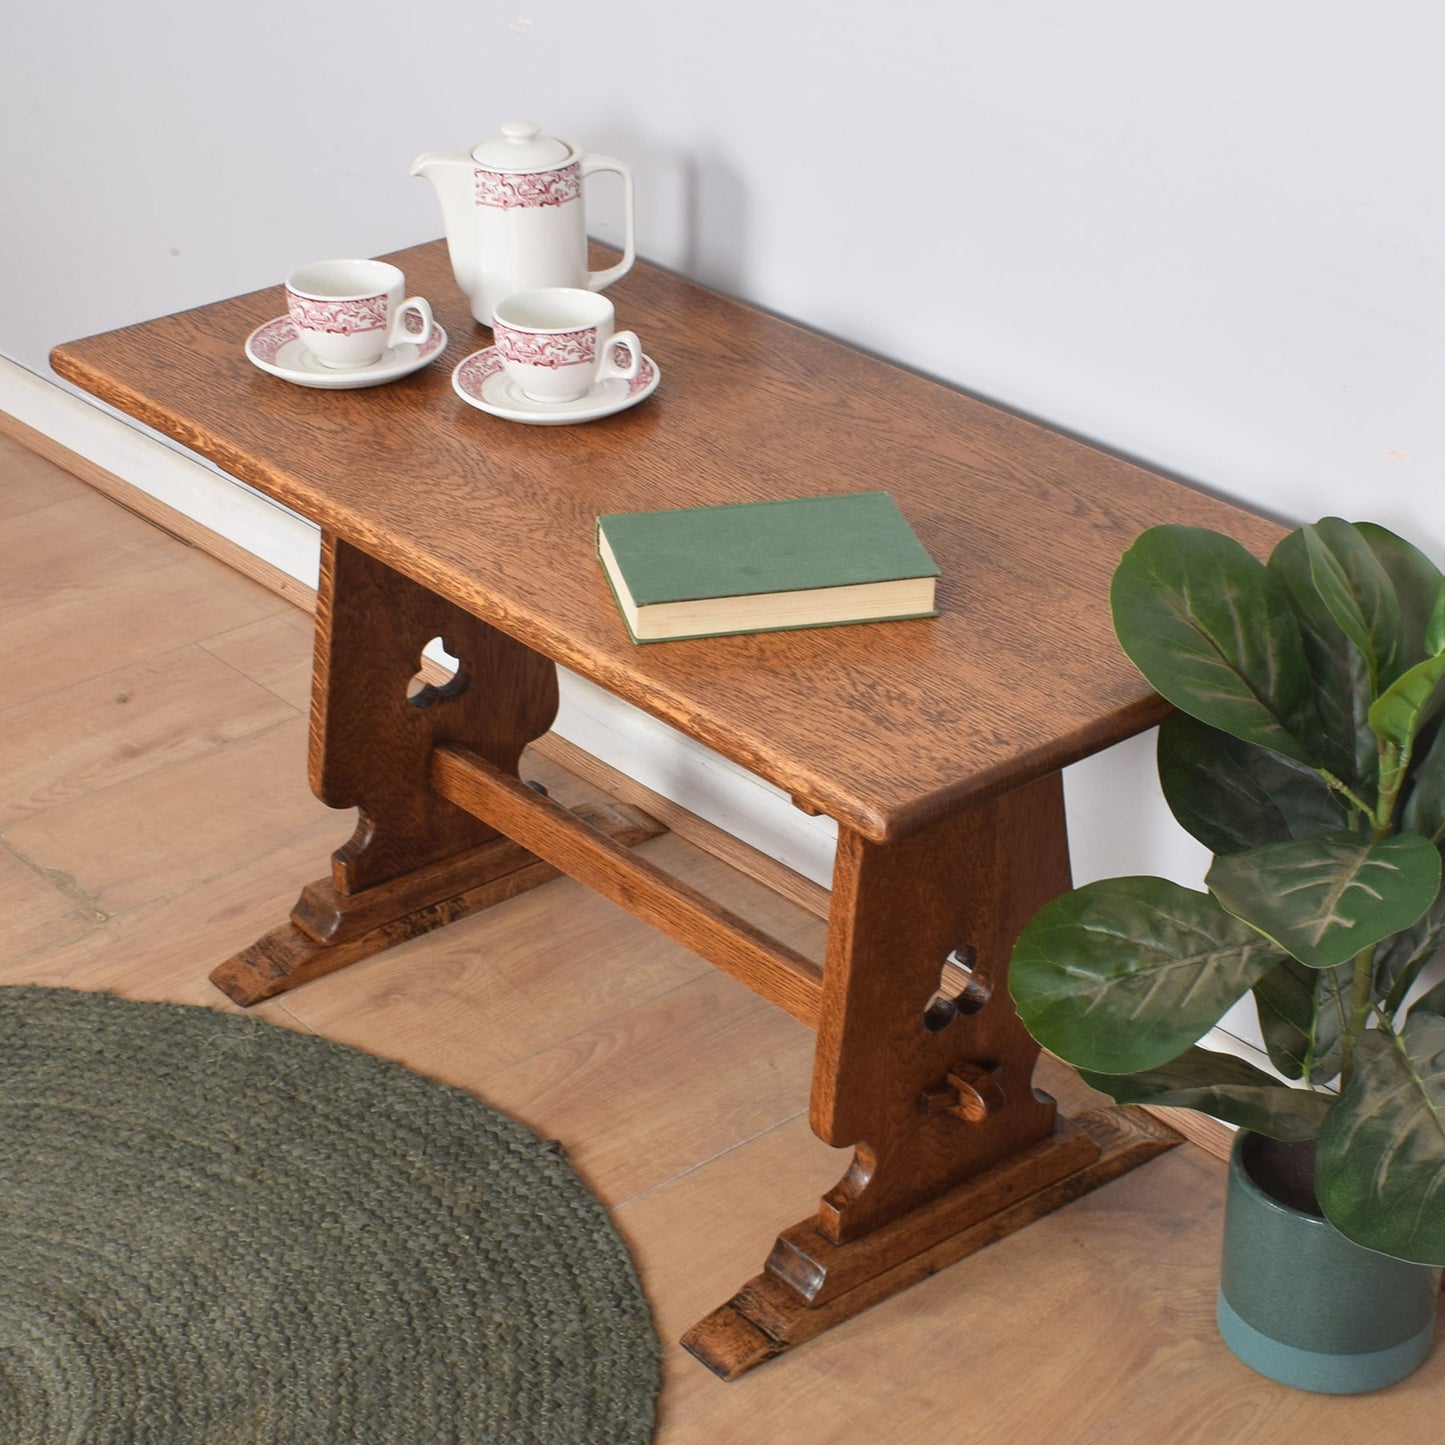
53,242,1279,1378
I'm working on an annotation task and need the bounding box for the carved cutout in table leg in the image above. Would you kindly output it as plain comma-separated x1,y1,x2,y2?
811,772,1076,1242
211,532,574,1005
311,534,560,894
682,772,1182,1378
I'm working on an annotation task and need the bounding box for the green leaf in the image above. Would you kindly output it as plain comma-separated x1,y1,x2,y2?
1252,955,1348,1084
1402,718,1445,843
1269,529,1378,792
1111,526,1317,766
1157,713,1348,856
1316,1013,1445,1264
1367,650,1445,754
1207,831,1442,970
1429,577,1445,657
1378,882,1445,1018
1410,979,1445,1019
1080,1045,1330,1140
1009,877,1284,1074
1301,518,1402,691
1356,523,1444,672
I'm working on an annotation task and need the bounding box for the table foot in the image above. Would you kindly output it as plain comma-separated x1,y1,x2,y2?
212,798,663,1005
681,1106,1180,1380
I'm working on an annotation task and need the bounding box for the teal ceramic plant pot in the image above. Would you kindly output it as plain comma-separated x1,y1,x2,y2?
1217,1132,1439,1393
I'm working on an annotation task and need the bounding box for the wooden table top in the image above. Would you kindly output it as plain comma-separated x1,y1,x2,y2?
52,241,1281,843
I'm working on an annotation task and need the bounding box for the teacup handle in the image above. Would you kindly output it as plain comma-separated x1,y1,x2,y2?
387,296,434,349
598,331,641,383
580,154,636,294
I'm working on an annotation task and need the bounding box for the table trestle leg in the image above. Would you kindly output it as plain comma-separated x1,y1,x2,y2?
211,534,657,1005
682,771,1181,1377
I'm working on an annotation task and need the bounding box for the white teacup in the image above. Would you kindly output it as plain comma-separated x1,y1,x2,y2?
491,288,640,403
285,260,434,370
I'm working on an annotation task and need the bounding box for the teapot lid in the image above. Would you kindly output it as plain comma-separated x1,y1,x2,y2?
470,121,574,171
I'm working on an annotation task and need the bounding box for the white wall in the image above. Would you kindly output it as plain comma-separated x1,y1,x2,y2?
7,1,1443,556
4,2,1443,944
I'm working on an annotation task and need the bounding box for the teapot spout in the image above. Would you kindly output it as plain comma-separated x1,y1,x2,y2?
411,148,478,303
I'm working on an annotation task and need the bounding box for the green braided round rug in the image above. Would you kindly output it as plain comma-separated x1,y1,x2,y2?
0,986,660,1443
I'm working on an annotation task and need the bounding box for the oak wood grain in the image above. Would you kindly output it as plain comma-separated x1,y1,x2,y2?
212,798,666,1005
45,258,1288,1378
682,1108,1178,1380
309,533,560,893
431,742,824,1026
531,729,833,921
810,771,1074,1241
51,243,1284,844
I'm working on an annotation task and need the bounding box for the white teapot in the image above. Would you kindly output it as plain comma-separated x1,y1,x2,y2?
411,121,636,326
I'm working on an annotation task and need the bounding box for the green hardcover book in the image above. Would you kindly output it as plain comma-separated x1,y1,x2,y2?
595,491,940,643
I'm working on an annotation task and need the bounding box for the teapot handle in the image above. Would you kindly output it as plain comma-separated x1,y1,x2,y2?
579,153,636,294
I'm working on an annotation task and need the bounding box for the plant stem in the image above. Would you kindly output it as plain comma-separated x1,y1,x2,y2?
1335,942,1369,1080
1339,766,1396,1085
1318,769,1376,820
1341,943,1377,1086
1376,739,1411,834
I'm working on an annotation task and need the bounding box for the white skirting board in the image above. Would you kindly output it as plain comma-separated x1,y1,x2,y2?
3,356,322,589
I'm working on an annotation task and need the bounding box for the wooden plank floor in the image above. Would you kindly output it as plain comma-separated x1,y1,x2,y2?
2,431,1441,1441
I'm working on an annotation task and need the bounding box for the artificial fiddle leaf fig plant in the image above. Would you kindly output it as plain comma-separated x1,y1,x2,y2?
1009,518,1445,1266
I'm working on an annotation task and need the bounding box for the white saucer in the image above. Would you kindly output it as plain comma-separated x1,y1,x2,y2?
451,346,660,425
245,316,448,389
